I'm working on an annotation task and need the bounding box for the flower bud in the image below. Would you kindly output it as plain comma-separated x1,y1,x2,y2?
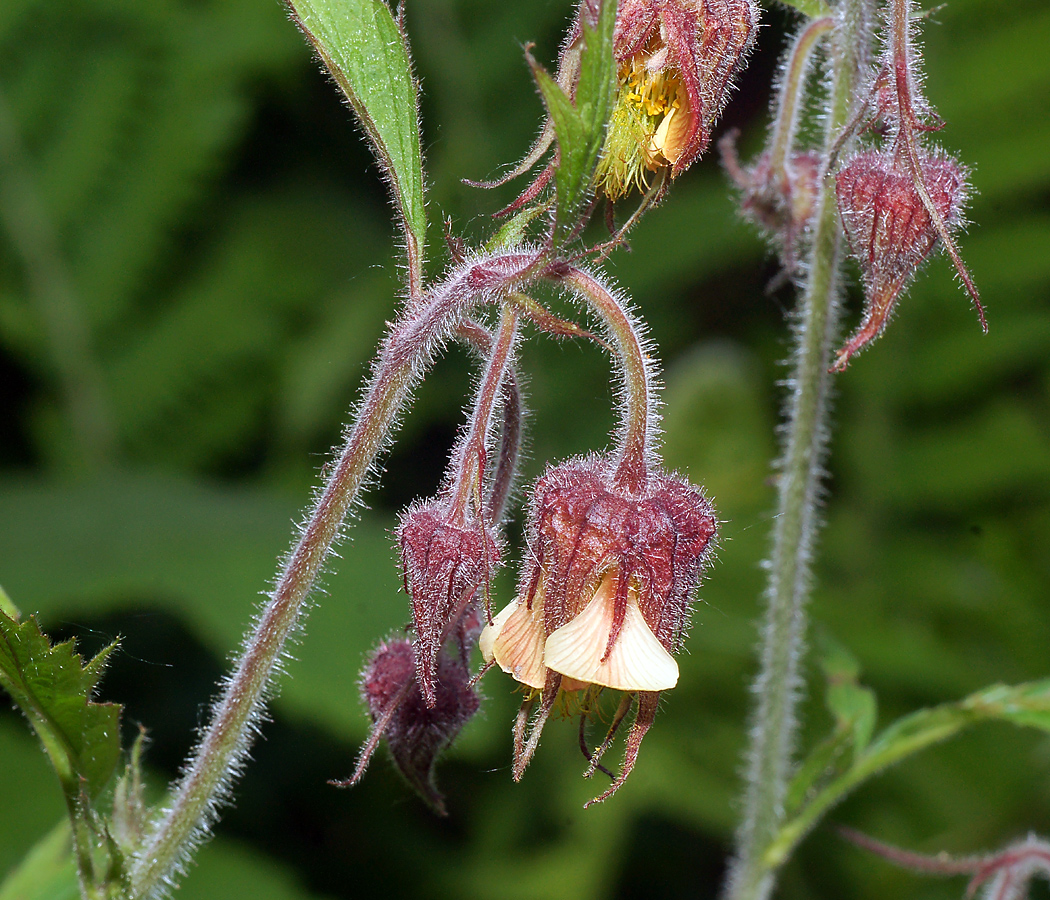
399,499,500,707
833,148,968,370
721,132,821,278
357,637,480,816
595,0,759,198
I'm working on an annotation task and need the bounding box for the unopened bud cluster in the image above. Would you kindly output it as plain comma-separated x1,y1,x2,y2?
724,1,986,370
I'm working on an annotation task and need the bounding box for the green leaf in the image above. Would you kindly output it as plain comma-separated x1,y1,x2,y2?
285,0,426,288
783,636,877,816
485,203,550,253
0,584,17,620
0,820,78,900
765,678,1050,870
529,0,616,241
783,728,852,817
961,679,1050,732
0,609,122,801
817,633,877,752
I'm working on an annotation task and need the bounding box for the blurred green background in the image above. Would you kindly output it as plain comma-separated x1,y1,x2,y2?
1,0,1048,897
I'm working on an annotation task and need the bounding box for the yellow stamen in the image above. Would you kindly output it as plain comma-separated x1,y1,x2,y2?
595,54,686,199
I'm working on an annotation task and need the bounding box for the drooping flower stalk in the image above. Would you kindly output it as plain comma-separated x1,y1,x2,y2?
555,265,654,491
839,827,1050,900
886,0,984,326
480,265,717,803
720,15,832,279
128,250,539,899
394,302,520,708
767,16,834,179
449,303,521,524
454,315,525,523
724,4,871,899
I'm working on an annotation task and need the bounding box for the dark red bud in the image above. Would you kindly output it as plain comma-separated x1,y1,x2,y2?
358,638,480,816
399,500,499,707
834,149,967,370
721,133,821,277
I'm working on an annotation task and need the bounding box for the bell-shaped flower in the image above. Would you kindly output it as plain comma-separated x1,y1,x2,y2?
481,454,717,802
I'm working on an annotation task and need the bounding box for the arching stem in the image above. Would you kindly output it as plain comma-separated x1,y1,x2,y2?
450,303,521,524
724,4,870,899
555,266,652,492
128,251,540,899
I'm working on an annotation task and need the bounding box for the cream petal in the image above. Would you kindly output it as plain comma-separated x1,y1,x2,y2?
651,105,677,161
479,598,517,663
490,599,548,689
651,93,693,167
543,580,679,692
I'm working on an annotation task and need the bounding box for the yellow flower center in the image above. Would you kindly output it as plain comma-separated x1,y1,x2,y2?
595,55,686,200
622,57,681,120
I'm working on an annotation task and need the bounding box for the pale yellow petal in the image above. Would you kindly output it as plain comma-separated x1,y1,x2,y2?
543,578,679,692
491,599,548,689
479,598,517,663
650,92,693,167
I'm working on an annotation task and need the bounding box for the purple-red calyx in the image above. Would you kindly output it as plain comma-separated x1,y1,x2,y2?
595,0,759,198
480,454,717,804
833,148,968,370
349,637,480,816
489,0,759,211
721,135,822,281
399,498,500,707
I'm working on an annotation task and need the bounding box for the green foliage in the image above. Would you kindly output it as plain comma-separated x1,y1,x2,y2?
0,608,121,803
0,473,407,740
528,0,616,243
0,586,17,621
0,821,78,900
769,679,1050,870
0,605,125,897
284,0,427,285
818,633,877,754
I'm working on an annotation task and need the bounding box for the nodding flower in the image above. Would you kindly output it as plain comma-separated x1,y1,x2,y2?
480,454,717,804
595,0,759,198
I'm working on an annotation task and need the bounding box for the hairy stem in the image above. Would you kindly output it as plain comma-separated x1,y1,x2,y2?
768,16,835,176
556,266,652,491
724,3,869,899
451,303,520,522
453,316,524,523
128,251,539,899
